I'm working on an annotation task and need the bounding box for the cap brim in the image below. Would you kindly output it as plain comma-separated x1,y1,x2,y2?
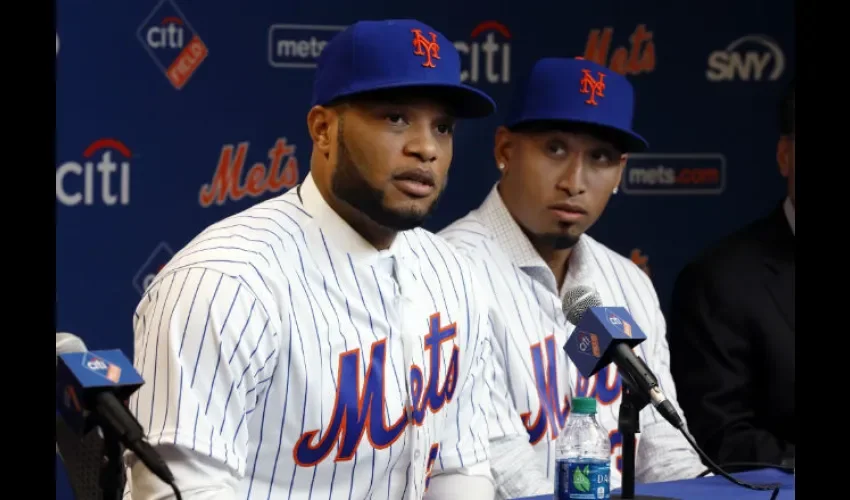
328,82,496,119
508,116,649,153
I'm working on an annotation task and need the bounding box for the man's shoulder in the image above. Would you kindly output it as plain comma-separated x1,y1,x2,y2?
581,234,657,297
405,225,479,272
437,210,493,251
680,206,784,282
153,192,311,302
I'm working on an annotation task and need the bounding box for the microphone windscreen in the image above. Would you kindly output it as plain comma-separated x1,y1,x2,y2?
56,332,87,365
562,286,602,325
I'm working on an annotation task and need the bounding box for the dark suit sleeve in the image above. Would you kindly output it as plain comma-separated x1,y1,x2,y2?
667,263,794,466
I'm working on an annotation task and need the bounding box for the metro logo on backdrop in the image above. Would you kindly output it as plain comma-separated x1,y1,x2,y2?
268,24,345,68
267,21,512,85
583,24,655,76
132,242,175,296
620,153,726,195
137,0,209,89
56,138,132,207
199,138,301,207
706,35,785,82
454,21,512,84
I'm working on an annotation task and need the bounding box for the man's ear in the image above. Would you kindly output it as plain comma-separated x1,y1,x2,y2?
494,126,514,172
613,154,628,189
307,105,334,156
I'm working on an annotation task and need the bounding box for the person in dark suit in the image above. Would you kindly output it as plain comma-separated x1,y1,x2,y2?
667,79,795,468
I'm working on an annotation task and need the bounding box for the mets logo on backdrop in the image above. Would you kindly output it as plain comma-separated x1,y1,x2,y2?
137,0,208,89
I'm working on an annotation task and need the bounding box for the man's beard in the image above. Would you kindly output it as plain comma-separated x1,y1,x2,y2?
524,230,580,250
330,130,442,232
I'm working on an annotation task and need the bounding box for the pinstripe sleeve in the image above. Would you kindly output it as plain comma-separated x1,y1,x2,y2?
633,272,706,483
432,264,495,474
129,266,282,478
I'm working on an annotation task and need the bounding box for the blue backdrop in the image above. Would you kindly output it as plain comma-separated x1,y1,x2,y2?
56,0,794,497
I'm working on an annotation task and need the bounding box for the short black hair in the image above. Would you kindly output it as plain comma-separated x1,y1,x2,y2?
779,78,794,136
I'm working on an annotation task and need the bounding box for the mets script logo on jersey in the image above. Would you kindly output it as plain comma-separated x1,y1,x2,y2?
521,335,570,444
132,242,175,295
267,24,345,68
293,313,459,466
56,138,132,207
137,0,208,89
621,153,726,195
199,137,300,207
412,29,440,68
83,353,122,383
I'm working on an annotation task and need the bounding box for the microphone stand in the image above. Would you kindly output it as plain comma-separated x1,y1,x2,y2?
100,428,126,500
612,376,677,500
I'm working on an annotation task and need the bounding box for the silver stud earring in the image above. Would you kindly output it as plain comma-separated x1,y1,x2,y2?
613,186,619,194
498,163,505,171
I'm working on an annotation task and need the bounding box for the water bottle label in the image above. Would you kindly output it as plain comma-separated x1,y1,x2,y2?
555,459,610,500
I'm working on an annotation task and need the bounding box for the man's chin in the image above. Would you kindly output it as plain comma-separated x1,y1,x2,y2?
371,209,429,231
538,230,581,250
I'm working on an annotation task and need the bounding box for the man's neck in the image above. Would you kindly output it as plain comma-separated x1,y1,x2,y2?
531,239,574,292
312,170,397,251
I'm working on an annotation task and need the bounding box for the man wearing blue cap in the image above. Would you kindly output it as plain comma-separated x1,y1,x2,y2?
125,19,498,500
440,57,707,497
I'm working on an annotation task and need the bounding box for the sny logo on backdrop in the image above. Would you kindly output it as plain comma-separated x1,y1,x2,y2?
56,138,131,207
199,138,300,207
137,0,209,89
132,242,175,296
267,21,512,84
706,35,785,82
584,24,655,76
620,153,726,195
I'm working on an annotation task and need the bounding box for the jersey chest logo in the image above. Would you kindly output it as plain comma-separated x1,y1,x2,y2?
521,334,570,444
293,312,460,466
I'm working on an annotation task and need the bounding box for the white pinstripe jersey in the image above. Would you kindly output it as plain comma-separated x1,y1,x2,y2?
439,184,705,492
128,172,492,499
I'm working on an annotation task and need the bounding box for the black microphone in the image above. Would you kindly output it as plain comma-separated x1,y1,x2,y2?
560,289,783,497
561,286,684,430
55,333,178,494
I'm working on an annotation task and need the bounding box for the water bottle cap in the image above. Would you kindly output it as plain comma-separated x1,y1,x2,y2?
571,397,597,414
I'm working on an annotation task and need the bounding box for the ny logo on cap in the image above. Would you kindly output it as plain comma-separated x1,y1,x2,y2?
411,29,440,68
580,68,606,106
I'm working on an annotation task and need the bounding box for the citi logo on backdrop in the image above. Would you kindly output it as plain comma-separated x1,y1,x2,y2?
137,0,208,89
56,138,132,207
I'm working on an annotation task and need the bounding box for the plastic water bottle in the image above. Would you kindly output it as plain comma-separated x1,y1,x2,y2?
555,396,611,500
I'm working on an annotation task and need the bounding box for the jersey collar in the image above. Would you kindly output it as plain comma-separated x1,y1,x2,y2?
477,182,600,297
298,171,406,266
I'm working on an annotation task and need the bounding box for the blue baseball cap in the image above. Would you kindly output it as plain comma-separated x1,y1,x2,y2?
311,19,496,118
505,57,649,152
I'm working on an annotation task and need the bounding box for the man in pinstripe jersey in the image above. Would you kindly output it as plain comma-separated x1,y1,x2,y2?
124,20,500,499
440,57,707,498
